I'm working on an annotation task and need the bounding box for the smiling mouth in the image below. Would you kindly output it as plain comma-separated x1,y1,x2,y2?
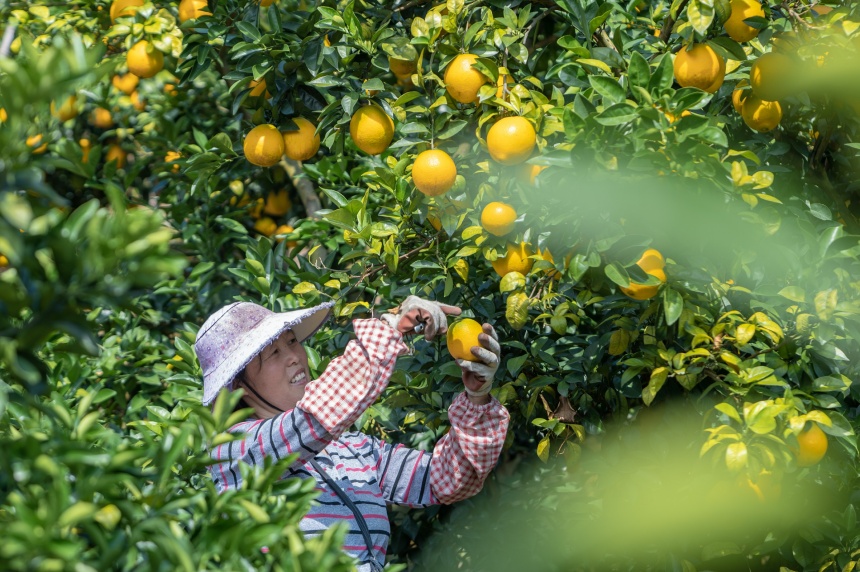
290,371,308,385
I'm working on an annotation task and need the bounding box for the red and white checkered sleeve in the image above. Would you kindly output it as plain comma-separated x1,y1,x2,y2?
428,392,510,504
297,318,409,438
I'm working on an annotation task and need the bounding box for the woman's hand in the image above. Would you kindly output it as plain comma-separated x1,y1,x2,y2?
457,323,501,405
381,296,461,341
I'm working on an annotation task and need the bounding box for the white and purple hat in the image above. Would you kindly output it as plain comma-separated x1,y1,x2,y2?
195,300,333,405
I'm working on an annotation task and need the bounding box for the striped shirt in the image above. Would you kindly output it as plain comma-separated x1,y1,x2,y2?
208,318,510,571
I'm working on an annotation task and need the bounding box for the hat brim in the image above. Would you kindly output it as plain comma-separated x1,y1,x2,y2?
201,301,333,405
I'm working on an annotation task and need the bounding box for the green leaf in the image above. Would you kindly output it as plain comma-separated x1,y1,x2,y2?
604,262,630,287
662,287,683,326
688,0,716,35
536,435,550,462
642,367,668,406
725,441,748,471
715,402,742,424
594,103,638,126
589,75,626,104
778,286,806,303
735,323,755,346
627,52,650,90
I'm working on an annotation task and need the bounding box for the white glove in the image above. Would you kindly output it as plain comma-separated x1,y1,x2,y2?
457,324,501,397
379,295,461,341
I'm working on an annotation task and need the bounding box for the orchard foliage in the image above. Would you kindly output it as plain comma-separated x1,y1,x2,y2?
2,0,860,570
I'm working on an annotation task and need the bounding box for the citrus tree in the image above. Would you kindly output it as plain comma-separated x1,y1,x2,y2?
2,0,860,569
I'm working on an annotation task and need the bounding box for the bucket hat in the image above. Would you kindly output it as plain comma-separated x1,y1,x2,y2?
195,300,333,405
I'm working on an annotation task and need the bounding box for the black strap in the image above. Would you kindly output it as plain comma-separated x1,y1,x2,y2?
309,458,381,570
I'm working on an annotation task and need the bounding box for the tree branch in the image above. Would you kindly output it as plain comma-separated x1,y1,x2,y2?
659,0,689,43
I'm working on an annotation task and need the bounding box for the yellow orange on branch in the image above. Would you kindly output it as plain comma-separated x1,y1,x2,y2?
487,116,536,165
110,0,143,22
127,41,164,79
673,43,726,93
742,96,782,132
412,149,457,197
481,202,517,236
620,248,667,300
112,73,139,95
492,242,534,277
349,105,394,155
444,53,489,104
282,117,320,161
178,0,211,22
244,124,285,167
796,422,828,467
724,0,765,43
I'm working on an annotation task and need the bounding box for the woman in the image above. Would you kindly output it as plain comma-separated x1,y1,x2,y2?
195,296,510,571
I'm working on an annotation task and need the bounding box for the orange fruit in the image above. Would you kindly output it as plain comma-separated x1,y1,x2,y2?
130,90,145,111
0,108,7,122
165,150,182,172
444,53,489,104
178,0,211,22
254,217,278,236
110,0,144,22
259,0,276,5
389,56,417,78
732,80,750,113
636,248,665,272
105,143,126,168
724,0,765,42
620,268,666,300
127,41,164,79
27,134,48,154
249,78,270,98
673,43,726,93
164,83,178,96
274,224,298,247
244,124,285,167
0,254,7,267
487,116,536,165
620,248,666,300
741,96,782,132
446,318,484,362
349,105,394,155
248,197,265,219
90,108,114,129
519,164,547,185
51,95,78,122
110,73,140,95
796,423,828,467
480,202,517,236
412,149,457,196
264,189,292,216
750,52,791,101
492,242,534,277
80,138,91,164
282,117,320,161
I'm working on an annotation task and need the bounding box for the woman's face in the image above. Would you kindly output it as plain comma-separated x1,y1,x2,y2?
241,329,311,415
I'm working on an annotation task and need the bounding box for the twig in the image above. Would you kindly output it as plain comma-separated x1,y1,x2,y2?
595,28,618,53
394,0,431,12
782,1,827,30
659,0,689,43
0,25,16,58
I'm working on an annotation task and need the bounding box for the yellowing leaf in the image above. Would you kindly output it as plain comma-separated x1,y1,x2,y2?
608,330,630,356
536,435,550,462
725,442,748,471
735,323,755,346
642,367,668,406
292,281,318,294
814,289,838,321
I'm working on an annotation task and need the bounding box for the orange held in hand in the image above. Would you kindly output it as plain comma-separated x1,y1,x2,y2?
446,318,484,362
